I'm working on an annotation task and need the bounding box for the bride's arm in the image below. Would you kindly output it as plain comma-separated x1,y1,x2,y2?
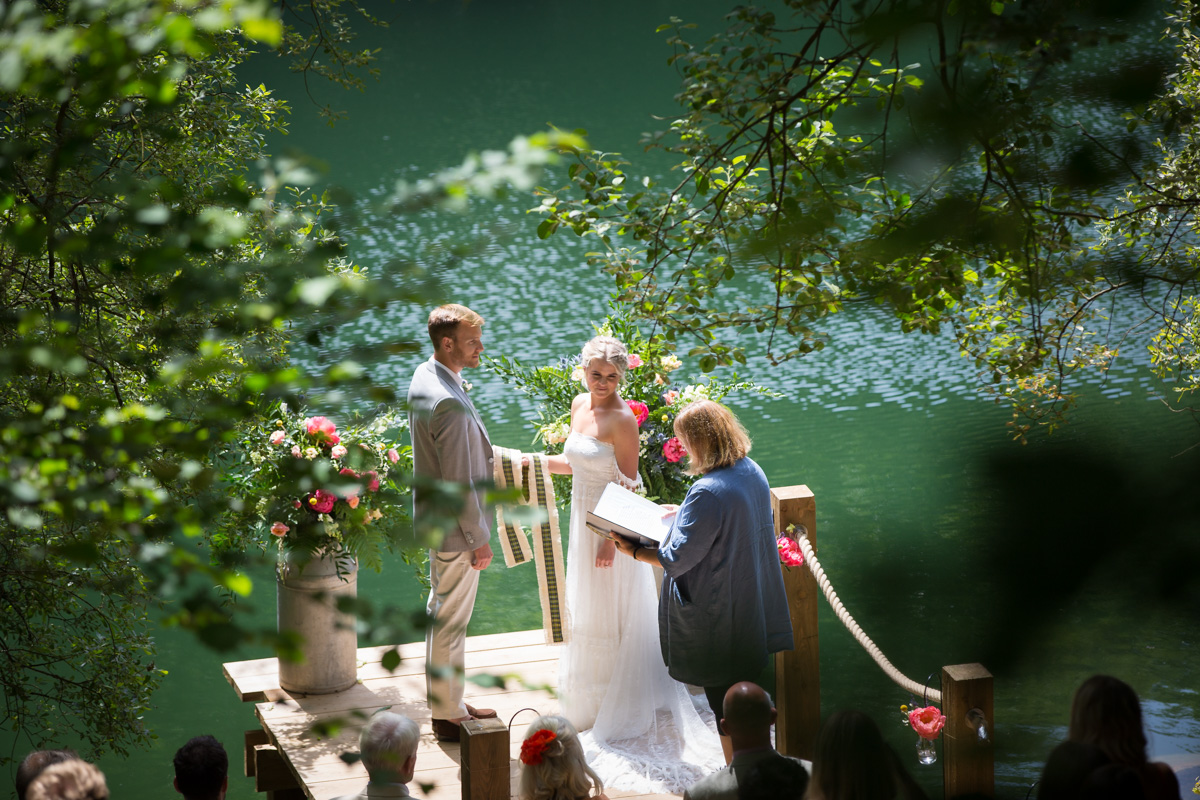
611,413,640,486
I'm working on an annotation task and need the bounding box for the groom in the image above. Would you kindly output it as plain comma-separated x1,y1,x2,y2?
407,303,497,742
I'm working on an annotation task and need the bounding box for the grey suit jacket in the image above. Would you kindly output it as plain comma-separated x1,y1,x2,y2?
407,357,493,552
683,749,809,800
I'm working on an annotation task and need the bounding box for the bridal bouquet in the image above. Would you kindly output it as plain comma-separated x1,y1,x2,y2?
215,403,411,571
489,314,776,504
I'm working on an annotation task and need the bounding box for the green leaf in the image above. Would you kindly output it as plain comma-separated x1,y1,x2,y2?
381,648,401,672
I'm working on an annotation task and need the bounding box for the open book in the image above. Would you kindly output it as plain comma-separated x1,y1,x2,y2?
585,482,672,548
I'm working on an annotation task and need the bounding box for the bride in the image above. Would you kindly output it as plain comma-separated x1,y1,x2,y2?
542,335,723,793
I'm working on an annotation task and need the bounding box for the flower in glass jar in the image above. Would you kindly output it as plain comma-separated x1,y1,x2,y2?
909,706,946,740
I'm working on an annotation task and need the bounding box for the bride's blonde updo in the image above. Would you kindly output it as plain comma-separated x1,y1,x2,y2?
517,715,604,800
579,335,629,381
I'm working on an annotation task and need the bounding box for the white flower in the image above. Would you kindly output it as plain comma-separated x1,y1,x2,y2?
279,401,289,414
304,447,319,460
541,421,571,445
679,383,711,406
249,451,264,465
661,354,683,372
571,366,585,383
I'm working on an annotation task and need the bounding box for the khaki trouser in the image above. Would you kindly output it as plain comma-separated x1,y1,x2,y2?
426,549,480,720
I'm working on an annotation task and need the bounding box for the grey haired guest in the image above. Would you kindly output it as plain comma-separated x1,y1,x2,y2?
333,711,421,799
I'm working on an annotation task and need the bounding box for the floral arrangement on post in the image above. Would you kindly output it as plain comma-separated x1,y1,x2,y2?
900,702,947,765
487,313,777,504
216,403,411,572
777,523,806,567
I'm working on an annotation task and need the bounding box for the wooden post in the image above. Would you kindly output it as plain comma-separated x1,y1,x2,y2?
460,717,509,800
942,663,994,799
771,485,819,760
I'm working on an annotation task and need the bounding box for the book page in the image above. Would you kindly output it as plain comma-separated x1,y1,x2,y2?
590,482,670,543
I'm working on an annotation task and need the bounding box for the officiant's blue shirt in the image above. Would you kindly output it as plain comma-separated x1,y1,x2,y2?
657,456,795,687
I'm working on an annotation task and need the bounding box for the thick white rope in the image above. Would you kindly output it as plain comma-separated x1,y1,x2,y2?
795,533,942,706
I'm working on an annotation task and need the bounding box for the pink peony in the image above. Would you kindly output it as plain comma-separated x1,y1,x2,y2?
662,436,686,463
291,445,302,458
909,706,947,740
331,444,348,459
304,416,338,442
347,495,360,509
627,400,649,426
269,430,286,445
365,470,380,492
270,521,289,537
386,448,400,464
339,467,360,478
627,353,643,368
306,489,336,514
776,536,804,567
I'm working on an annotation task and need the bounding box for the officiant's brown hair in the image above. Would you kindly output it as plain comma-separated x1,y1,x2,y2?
427,304,484,347
674,399,752,475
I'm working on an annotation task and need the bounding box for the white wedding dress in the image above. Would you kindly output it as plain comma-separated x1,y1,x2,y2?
558,432,724,793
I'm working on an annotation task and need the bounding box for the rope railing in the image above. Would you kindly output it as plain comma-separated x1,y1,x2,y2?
795,532,943,706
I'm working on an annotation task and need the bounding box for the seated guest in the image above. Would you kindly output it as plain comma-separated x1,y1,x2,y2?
1037,740,1111,800
24,761,107,800
334,711,420,799
173,735,228,800
1064,675,1179,800
1081,763,1148,800
804,710,927,800
16,750,78,800
517,715,608,800
684,682,808,800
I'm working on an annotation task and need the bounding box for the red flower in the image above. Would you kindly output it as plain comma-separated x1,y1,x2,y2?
909,706,947,739
626,400,649,426
520,729,557,765
776,536,804,567
662,437,686,463
365,470,380,492
305,489,336,514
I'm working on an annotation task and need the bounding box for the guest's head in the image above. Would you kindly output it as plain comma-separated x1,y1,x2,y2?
517,715,603,800
16,750,78,800
1067,675,1148,768
1036,740,1111,800
173,735,228,800
739,754,809,800
24,761,107,800
721,682,776,750
673,399,751,475
359,711,420,785
806,710,916,800
580,336,629,383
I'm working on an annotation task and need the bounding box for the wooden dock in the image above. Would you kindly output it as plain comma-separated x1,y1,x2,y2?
223,629,683,800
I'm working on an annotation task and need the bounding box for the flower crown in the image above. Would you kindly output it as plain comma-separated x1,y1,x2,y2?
520,728,557,765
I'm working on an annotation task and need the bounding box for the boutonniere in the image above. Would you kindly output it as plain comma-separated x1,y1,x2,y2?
461,380,473,393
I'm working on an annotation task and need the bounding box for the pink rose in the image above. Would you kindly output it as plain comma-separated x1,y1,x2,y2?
306,489,336,514
347,495,360,509
304,415,338,442
339,467,359,478
662,436,686,463
293,499,302,509
331,444,348,459
386,448,400,464
269,430,286,445
291,445,302,458
627,353,643,368
776,536,804,567
662,390,679,405
626,400,649,426
909,706,947,740
365,471,380,492
270,522,289,537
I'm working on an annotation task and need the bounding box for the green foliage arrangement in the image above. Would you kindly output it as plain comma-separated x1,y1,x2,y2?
215,405,411,572
489,314,777,504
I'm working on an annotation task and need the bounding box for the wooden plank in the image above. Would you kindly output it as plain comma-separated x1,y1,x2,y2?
771,485,819,761
942,662,994,799
245,729,269,777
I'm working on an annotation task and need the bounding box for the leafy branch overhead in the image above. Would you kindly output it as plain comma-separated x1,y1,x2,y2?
533,0,1196,436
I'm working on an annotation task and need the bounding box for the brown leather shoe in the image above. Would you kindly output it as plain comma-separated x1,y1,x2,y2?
431,718,462,742
465,704,497,719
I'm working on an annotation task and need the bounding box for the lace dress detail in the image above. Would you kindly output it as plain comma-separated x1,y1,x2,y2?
558,432,724,793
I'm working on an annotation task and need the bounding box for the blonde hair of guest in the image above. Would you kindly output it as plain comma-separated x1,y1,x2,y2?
517,715,606,800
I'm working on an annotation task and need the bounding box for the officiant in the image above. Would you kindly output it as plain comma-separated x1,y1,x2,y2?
613,399,794,762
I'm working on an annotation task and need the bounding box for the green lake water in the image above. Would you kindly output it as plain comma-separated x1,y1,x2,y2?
6,2,1198,798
